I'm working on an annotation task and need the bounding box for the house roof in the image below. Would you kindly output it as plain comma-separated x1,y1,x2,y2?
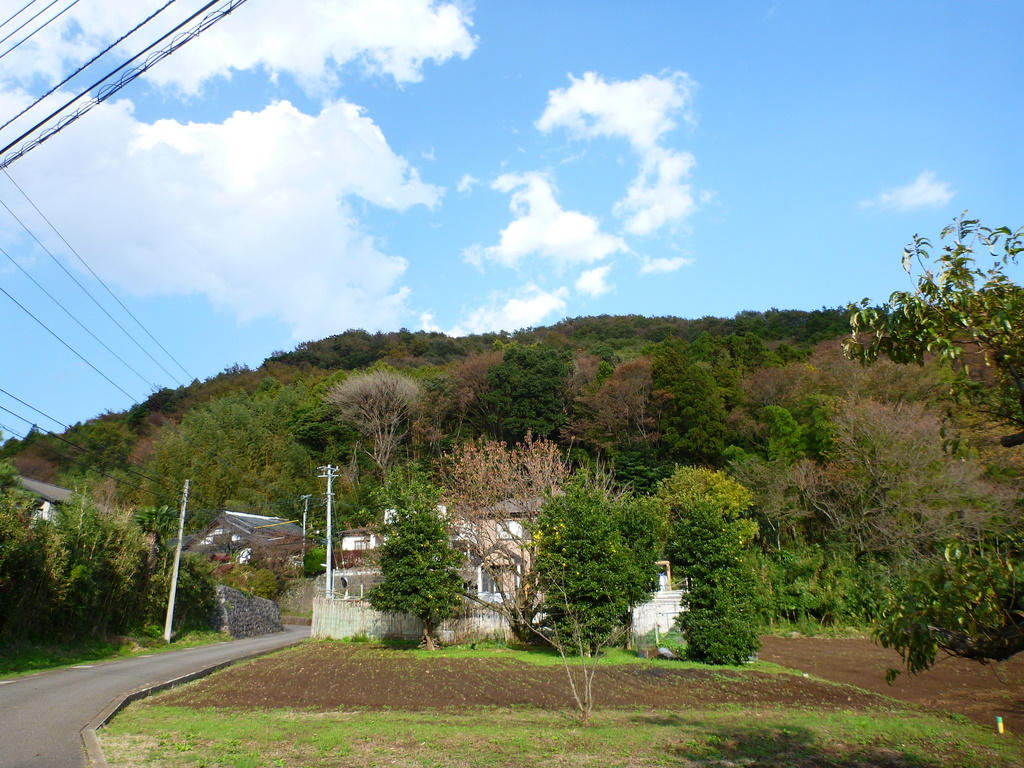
219,510,305,538
17,476,74,504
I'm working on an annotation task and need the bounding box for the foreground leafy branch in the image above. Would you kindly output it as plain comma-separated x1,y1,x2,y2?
876,538,1024,677
845,216,1024,447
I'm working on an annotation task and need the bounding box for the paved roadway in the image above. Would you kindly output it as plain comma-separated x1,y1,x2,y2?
0,626,309,768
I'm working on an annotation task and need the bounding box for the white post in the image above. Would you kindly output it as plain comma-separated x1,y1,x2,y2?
163,479,190,643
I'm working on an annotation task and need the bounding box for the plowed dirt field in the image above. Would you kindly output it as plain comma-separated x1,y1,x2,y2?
155,637,1024,735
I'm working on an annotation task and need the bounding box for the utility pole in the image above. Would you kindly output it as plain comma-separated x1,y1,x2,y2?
318,466,338,599
300,494,312,560
163,479,190,643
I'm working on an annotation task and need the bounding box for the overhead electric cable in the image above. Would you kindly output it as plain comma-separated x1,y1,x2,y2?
0,281,138,401
0,402,172,492
0,193,186,386
0,0,251,169
0,0,81,62
0,1,40,32
0,244,161,390
0,0,178,136
0,0,62,49
3,169,194,381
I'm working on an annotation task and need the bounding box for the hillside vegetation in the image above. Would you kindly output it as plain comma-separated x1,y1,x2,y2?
2,304,1022,643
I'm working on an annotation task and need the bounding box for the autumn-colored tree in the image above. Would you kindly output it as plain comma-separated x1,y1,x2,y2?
564,358,662,452
441,435,569,641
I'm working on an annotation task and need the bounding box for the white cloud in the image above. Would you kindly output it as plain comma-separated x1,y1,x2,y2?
466,172,627,268
639,255,692,275
862,171,954,211
536,71,700,235
456,173,478,194
1,0,477,97
449,285,569,336
537,71,695,151
615,148,698,235
575,266,613,297
5,98,441,339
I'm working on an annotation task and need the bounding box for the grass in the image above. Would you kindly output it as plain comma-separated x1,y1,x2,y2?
0,629,233,678
101,704,1023,768
314,638,794,676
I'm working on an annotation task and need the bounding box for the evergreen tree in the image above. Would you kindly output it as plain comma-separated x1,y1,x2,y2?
368,473,464,650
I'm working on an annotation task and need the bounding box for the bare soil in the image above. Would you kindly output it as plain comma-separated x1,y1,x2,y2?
155,636,1024,735
758,635,1024,734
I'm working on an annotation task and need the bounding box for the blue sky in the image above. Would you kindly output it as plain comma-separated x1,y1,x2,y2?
0,0,1022,433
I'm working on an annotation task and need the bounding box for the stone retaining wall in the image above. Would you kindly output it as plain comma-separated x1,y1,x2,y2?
210,585,283,638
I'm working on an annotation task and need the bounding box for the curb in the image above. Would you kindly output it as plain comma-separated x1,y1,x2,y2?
81,636,306,768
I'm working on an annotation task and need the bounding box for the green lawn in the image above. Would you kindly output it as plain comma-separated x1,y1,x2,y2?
101,704,1021,768
0,629,232,678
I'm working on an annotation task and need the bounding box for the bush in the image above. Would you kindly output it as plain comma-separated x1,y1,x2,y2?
142,553,217,633
678,570,761,664
216,564,282,600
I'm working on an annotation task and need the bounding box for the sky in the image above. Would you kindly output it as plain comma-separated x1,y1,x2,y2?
0,0,1022,434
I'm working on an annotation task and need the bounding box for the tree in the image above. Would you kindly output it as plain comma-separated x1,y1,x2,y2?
844,217,1024,671
660,467,762,665
534,479,657,724
441,435,569,642
367,473,464,651
480,345,569,442
845,216,1024,447
651,340,728,464
876,538,1024,677
563,358,663,453
325,369,422,478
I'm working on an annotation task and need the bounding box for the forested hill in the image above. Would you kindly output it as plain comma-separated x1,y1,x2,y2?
4,303,1022,636
5,302,1012,529
269,308,850,371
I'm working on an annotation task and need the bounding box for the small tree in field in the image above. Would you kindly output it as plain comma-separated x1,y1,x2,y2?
368,473,464,651
534,479,655,724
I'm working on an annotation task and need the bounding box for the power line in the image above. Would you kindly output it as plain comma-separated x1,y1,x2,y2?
0,0,251,169
3,170,194,381
0,243,161,391
0,0,81,62
0,409,156,498
0,2,41,32
0,191,187,386
0,0,61,49
0,1,178,136
0,281,139,401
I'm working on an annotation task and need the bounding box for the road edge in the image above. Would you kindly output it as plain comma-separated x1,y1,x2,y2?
82,634,308,768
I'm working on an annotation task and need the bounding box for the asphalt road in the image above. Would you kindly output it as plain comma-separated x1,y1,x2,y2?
0,626,309,768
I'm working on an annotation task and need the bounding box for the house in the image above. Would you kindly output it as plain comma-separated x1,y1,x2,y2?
17,476,73,522
188,510,305,562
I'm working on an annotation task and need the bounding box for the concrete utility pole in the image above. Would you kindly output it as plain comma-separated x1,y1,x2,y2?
318,466,338,598
300,494,312,559
163,479,190,643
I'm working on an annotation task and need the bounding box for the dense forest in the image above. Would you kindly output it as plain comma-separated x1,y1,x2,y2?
2,301,1022,643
